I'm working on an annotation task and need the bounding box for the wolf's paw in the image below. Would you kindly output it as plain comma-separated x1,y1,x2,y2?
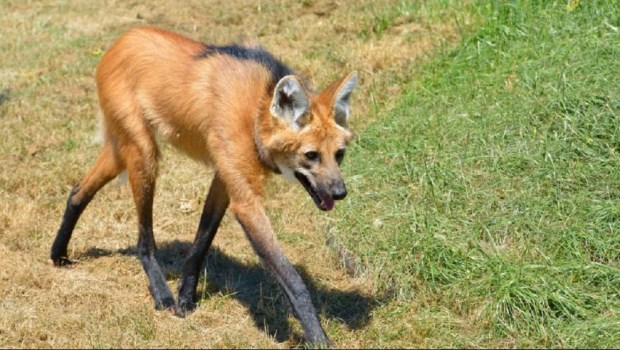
51,256,75,267
175,297,197,318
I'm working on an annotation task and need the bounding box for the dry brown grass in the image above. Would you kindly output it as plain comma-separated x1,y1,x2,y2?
0,0,464,347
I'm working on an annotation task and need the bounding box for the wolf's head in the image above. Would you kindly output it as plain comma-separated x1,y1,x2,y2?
256,72,358,211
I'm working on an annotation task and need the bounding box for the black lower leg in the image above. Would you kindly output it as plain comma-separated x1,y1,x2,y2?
50,185,91,266
137,221,176,310
265,252,330,347
177,174,229,315
237,220,331,347
276,266,330,347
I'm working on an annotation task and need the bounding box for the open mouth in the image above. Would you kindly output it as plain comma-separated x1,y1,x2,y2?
294,171,335,211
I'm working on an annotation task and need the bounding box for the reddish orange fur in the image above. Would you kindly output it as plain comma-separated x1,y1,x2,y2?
86,27,353,217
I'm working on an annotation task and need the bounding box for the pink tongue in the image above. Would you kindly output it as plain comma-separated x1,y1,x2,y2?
322,197,335,211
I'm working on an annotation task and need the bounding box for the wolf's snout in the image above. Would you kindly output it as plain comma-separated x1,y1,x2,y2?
331,181,348,200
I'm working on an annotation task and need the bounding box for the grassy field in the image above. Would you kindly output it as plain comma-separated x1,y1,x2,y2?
333,0,620,347
1,0,618,348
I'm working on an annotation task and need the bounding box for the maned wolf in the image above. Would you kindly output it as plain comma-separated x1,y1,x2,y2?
51,27,357,347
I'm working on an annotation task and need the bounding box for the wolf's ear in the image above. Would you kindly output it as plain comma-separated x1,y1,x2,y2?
333,71,358,128
270,75,310,130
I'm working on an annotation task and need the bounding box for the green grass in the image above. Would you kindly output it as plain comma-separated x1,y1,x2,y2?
333,0,620,347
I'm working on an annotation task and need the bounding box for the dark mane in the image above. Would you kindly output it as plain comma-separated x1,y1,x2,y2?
196,44,294,87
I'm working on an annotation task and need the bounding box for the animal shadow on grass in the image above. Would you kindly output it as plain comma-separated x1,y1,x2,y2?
82,239,375,343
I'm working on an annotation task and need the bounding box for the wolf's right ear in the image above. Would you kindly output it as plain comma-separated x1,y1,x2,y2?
270,76,310,130
332,71,358,128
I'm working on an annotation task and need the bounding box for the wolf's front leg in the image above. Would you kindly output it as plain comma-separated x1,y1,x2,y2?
233,200,331,348
177,173,230,315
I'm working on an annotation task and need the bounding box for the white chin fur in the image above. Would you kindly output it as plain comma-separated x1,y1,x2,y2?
275,161,298,184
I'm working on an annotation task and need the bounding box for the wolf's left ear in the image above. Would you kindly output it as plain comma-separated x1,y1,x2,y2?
333,71,358,128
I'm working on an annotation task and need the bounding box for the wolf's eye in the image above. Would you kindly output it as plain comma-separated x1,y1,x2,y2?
305,151,320,161
335,149,346,164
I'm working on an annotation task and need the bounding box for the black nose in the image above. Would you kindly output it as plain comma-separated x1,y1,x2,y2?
331,181,348,200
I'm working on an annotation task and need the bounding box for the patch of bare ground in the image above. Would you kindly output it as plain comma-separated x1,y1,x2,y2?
0,0,466,347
